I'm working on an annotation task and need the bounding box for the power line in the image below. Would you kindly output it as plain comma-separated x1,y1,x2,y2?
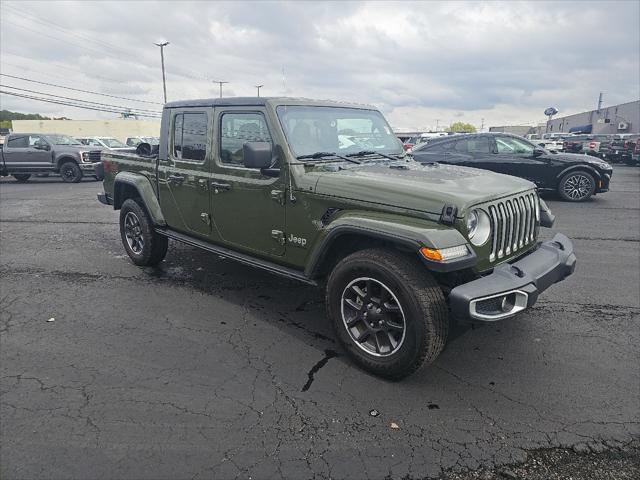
1,59,128,85
2,3,131,56
0,84,161,115
2,19,125,63
0,90,161,118
0,73,163,105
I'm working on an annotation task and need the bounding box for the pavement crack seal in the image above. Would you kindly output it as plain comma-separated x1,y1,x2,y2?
301,349,339,392
0,219,116,225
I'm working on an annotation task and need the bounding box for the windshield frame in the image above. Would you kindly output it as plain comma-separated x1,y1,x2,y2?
45,134,82,146
276,105,404,160
99,137,127,148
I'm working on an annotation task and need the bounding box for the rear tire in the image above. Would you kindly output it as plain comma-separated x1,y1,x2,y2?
12,174,31,182
59,161,83,183
119,198,168,266
558,170,596,202
326,248,448,379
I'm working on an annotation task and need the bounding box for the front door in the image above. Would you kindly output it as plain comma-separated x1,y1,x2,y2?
210,108,285,257
157,109,212,237
492,136,550,187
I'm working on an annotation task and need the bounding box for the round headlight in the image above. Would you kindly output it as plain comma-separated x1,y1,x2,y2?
467,209,491,246
466,210,478,237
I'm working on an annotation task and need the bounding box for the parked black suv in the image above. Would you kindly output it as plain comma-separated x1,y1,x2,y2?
411,133,613,202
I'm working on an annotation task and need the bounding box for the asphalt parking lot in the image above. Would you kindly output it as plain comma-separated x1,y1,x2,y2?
1,169,639,479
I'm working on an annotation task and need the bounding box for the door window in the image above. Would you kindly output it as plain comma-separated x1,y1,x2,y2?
28,135,47,148
495,136,535,155
220,113,273,166
6,135,29,148
172,112,208,161
452,137,491,154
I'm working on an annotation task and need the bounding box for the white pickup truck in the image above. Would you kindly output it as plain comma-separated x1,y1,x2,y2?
535,133,571,152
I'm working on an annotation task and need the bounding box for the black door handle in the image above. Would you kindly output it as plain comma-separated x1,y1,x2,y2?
167,174,184,185
210,181,231,192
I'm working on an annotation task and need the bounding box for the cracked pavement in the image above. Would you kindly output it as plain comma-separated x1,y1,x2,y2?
1,170,639,479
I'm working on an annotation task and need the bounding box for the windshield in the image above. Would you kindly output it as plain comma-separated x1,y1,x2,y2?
46,134,81,145
276,105,403,158
100,137,127,148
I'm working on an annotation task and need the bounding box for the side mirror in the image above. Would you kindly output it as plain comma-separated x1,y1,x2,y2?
34,143,50,151
243,142,272,169
532,148,545,157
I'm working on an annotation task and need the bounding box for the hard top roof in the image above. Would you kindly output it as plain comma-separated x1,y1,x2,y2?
164,96,377,110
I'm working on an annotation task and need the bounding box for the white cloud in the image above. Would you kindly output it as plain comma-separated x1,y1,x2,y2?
0,0,638,128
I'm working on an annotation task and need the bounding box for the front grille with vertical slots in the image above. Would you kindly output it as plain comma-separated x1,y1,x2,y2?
487,191,539,262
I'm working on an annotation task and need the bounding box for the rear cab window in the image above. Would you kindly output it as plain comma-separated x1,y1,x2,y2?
171,111,210,162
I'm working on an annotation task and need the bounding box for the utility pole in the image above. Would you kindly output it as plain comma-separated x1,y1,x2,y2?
480,118,485,132
154,41,169,103
255,84,264,97
597,92,604,112
212,80,229,98
435,119,439,131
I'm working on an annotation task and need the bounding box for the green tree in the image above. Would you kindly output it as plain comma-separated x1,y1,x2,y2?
447,121,477,133
0,110,71,130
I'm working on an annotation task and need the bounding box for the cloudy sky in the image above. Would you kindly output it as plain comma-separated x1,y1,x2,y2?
1,0,638,130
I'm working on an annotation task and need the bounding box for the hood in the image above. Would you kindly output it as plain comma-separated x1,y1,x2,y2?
310,161,534,216
54,144,97,153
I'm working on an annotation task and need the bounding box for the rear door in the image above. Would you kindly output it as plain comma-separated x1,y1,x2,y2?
210,108,286,257
157,109,213,237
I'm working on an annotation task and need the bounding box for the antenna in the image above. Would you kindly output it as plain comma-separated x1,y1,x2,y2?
281,66,286,95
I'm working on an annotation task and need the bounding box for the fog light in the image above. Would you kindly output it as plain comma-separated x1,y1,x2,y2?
501,293,516,313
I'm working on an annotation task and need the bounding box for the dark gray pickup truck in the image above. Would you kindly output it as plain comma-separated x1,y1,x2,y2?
0,133,102,182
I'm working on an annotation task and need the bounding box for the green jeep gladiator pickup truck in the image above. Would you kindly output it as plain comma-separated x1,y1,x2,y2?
97,97,576,379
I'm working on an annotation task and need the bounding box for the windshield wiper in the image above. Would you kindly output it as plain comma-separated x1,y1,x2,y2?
345,150,404,162
295,152,361,164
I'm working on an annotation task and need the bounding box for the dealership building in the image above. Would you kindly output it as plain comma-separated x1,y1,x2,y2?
545,99,639,135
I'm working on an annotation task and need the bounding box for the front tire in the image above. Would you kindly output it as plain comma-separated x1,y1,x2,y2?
326,248,448,379
558,171,596,202
119,199,168,266
59,161,83,183
13,174,31,182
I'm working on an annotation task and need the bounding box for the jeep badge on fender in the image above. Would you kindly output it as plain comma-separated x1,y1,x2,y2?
97,97,576,380
288,234,307,247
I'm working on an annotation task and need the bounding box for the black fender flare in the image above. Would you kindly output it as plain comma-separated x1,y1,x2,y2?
55,155,78,170
304,217,476,278
556,164,602,183
113,172,166,226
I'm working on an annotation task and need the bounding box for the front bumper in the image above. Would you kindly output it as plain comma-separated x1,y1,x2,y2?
97,192,113,205
596,172,612,193
449,233,576,322
79,162,101,174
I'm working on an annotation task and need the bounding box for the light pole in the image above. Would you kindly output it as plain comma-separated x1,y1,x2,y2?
212,80,229,98
154,41,169,103
255,84,264,97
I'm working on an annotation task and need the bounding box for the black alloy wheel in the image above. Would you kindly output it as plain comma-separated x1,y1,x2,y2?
341,277,406,357
119,198,168,266
12,174,31,182
326,248,449,379
59,161,82,183
123,211,145,254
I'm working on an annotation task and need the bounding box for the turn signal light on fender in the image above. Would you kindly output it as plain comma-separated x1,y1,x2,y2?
420,247,443,261
420,245,469,262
